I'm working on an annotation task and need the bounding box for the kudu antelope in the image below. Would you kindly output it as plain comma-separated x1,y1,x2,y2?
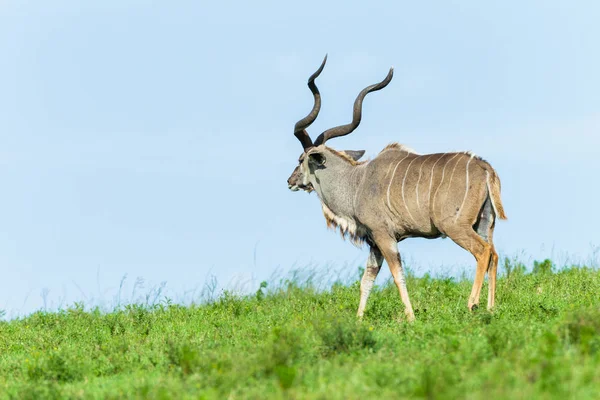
287,56,507,321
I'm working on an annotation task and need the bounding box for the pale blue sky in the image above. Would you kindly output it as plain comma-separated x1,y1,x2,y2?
1,1,599,316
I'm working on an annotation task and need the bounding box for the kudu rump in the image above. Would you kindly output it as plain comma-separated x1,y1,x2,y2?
287,56,507,322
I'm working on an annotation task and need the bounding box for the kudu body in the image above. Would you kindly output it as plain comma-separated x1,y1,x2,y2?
287,56,506,321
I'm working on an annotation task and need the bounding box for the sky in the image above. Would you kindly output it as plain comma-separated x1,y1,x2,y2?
1,0,599,317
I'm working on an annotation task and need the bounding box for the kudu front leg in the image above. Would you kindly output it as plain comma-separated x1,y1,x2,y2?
357,246,384,319
374,235,415,322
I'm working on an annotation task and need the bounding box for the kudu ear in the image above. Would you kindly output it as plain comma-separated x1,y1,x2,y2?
343,150,366,161
308,152,326,167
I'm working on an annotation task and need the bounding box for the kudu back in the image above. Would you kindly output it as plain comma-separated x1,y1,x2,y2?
287,56,506,322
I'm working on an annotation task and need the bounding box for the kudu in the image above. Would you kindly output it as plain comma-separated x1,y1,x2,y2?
287,56,507,321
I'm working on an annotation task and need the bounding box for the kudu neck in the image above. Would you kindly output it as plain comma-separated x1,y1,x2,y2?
312,160,364,217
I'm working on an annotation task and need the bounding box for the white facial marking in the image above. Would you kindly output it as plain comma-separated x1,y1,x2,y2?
300,163,311,187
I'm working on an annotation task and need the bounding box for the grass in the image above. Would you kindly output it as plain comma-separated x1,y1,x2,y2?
1,259,600,399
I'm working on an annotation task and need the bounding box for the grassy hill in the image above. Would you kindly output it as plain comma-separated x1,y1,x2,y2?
1,259,600,399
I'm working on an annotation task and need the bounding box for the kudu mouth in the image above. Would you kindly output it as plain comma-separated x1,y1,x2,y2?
288,183,313,193
287,170,313,192
288,184,313,192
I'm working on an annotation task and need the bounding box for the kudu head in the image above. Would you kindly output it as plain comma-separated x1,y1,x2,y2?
287,55,393,193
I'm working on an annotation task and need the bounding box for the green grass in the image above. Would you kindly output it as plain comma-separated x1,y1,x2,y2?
2,259,600,399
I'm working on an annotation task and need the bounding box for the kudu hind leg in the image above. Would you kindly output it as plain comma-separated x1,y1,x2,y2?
374,235,415,322
487,246,499,310
482,227,498,311
357,246,384,318
475,198,498,310
447,228,492,311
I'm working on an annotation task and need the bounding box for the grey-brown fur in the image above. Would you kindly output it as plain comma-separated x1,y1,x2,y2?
288,57,506,321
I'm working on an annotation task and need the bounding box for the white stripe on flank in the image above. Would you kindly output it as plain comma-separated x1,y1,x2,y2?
386,154,411,211
455,153,475,222
384,161,396,178
432,153,461,217
427,153,447,213
415,154,433,211
401,156,419,225
444,154,463,203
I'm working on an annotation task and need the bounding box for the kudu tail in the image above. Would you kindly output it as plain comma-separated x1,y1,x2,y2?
480,162,507,220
